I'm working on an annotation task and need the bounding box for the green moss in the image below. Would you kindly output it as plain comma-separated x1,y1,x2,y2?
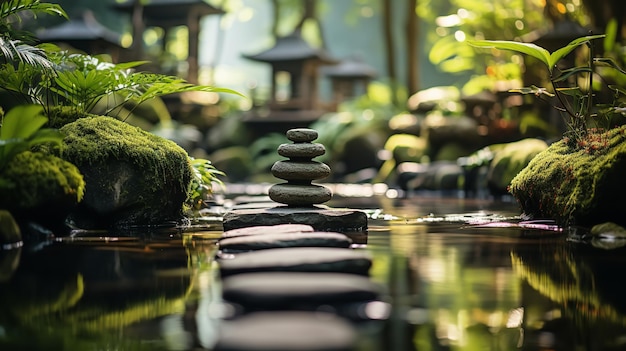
58,116,192,194
0,151,85,209
510,126,626,225
45,106,96,129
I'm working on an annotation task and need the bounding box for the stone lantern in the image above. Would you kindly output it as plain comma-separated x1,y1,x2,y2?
112,0,224,83
323,56,377,109
243,31,337,127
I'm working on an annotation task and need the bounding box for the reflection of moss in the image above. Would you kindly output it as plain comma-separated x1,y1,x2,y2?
0,151,85,209
510,127,626,226
511,251,626,325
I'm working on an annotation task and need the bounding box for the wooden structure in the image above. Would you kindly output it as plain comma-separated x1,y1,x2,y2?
36,11,123,60
243,31,337,126
112,0,224,83
323,56,377,109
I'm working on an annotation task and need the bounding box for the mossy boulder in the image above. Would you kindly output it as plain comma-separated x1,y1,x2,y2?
0,210,21,246
0,151,85,228
487,138,548,194
57,116,193,229
510,127,626,226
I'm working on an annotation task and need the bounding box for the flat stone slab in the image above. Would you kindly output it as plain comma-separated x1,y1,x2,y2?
217,247,372,277
214,311,355,351
218,232,352,253
222,206,368,233
221,223,314,240
221,272,382,309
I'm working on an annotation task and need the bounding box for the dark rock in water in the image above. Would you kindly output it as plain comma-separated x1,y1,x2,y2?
278,143,326,158
217,247,372,277
221,223,314,240
223,206,368,233
221,272,382,313
214,311,355,351
56,116,193,229
218,232,352,253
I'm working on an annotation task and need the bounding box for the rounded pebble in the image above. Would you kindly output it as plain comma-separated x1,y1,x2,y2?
277,143,326,158
268,183,332,206
271,160,331,181
286,128,318,143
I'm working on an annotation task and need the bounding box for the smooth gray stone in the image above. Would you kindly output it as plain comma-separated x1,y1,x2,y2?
223,206,368,233
286,128,318,143
222,272,382,308
218,232,352,252
278,143,326,158
218,247,372,277
214,311,355,351
268,183,332,206
271,160,331,181
221,224,314,240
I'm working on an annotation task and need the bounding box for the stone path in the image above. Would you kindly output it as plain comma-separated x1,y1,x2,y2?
213,224,387,350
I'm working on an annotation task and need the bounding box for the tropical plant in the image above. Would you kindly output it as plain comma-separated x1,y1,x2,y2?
0,104,63,170
0,0,66,69
468,34,626,143
187,157,225,210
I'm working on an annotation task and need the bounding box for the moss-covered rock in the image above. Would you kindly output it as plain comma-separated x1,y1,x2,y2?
57,116,193,229
0,151,85,228
487,138,548,194
45,106,95,129
510,127,626,226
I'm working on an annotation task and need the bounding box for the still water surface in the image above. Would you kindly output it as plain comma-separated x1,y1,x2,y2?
1,191,625,350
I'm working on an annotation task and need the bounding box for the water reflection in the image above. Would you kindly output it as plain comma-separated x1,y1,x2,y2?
3,195,626,350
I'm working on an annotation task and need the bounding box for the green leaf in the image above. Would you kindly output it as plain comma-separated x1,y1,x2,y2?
552,66,593,83
556,87,584,97
468,39,551,69
548,34,605,69
0,104,46,140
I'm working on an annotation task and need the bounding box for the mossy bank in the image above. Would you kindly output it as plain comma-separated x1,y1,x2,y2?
510,126,626,226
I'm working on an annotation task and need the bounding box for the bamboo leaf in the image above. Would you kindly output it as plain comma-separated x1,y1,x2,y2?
552,67,593,83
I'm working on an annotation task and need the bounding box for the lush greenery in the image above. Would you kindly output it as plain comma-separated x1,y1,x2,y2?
0,0,236,225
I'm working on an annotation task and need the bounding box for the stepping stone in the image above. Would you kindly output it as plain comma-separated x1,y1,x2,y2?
223,206,368,233
221,223,314,240
214,311,355,351
217,247,372,278
218,232,352,253
221,272,384,319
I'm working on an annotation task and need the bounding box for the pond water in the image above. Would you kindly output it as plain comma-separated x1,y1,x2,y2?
1,187,626,351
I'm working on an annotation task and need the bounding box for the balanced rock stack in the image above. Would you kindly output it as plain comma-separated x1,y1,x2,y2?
268,128,332,206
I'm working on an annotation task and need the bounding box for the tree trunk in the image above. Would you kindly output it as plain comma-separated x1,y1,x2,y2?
406,0,419,95
382,0,399,106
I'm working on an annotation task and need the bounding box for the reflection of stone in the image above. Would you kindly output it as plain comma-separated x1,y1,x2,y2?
218,231,352,253
268,128,332,206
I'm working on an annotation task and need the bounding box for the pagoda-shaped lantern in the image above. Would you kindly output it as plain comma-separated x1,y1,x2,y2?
323,55,377,109
37,11,123,60
243,31,337,123
113,0,224,83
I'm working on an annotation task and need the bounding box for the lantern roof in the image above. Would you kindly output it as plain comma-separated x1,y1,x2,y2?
243,32,337,64
112,0,224,27
37,11,122,47
323,56,377,79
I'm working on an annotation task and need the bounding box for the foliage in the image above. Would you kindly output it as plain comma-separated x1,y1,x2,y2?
0,0,66,70
0,104,63,170
469,34,626,143
0,49,244,117
187,157,225,210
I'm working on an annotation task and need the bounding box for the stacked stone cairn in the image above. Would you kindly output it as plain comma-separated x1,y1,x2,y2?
212,130,383,350
268,128,332,206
